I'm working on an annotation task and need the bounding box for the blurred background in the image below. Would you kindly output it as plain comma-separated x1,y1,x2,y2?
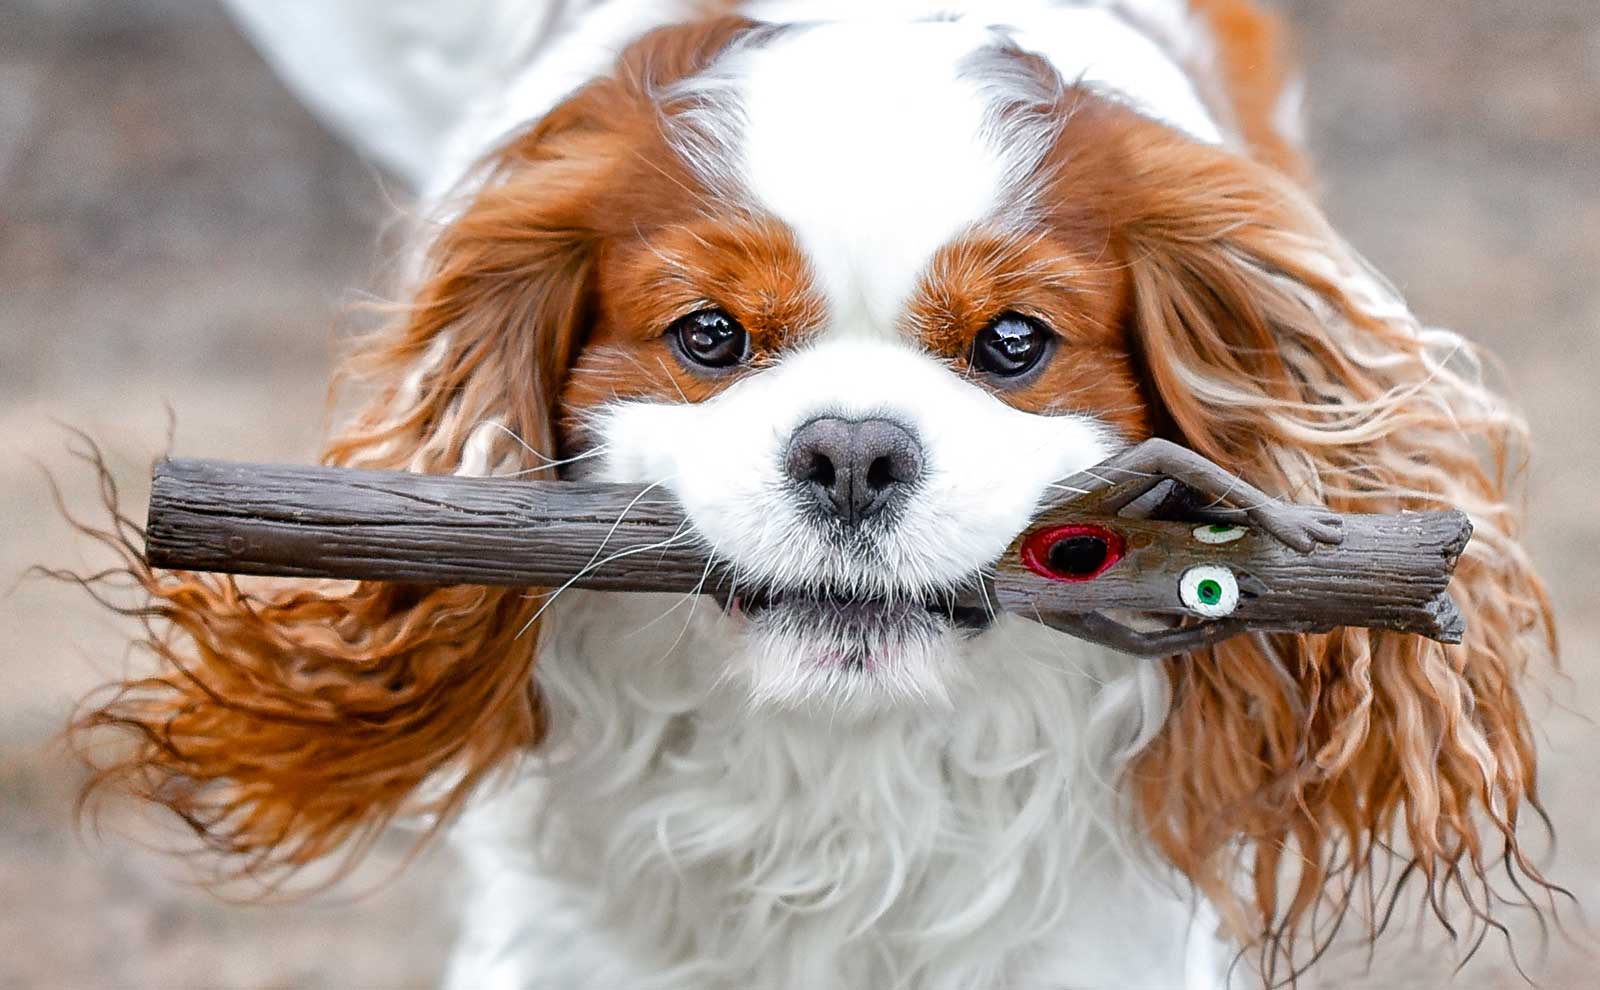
2,1,1596,987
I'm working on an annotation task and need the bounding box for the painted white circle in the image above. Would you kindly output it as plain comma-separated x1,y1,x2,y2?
1193,523,1248,545
1179,565,1239,618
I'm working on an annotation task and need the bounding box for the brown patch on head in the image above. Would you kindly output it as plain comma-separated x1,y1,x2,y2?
563,214,827,439
906,228,1149,439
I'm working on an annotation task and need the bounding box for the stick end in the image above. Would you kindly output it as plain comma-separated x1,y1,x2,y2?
1439,510,1474,571
1429,592,1467,644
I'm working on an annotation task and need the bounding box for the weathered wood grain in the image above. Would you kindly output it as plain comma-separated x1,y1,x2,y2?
146,459,713,592
145,456,1471,651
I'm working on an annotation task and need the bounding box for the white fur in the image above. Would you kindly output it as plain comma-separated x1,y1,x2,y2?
739,1,1225,145
223,0,703,193
444,593,1227,989
429,0,707,198
721,21,1018,328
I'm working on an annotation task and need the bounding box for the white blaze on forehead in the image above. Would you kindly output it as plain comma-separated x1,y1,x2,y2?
728,21,1013,332
686,8,1224,334
739,1,1224,147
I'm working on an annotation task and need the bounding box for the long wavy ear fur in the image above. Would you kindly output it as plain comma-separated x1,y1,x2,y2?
65,17,759,882
1111,123,1558,979
63,184,580,876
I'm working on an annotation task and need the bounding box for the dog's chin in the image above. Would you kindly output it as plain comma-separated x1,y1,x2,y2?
729,588,992,716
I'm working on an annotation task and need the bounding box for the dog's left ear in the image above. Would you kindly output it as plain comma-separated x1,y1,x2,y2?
66,111,606,879
1105,127,1557,969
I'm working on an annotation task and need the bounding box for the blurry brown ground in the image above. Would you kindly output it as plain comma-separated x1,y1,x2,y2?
2,1,1596,987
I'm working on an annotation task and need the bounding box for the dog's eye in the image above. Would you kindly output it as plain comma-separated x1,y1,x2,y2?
670,308,748,370
972,312,1051,377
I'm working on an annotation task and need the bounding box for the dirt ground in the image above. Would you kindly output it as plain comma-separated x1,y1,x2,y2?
2,1,1596,987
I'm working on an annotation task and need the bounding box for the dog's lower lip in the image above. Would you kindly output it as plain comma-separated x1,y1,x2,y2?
733,588,991,629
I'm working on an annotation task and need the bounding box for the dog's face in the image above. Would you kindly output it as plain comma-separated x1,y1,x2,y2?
543,20,1157,709
327,19,1548,933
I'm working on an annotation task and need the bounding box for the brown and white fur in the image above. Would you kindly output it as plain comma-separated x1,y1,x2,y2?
72,2,1556,987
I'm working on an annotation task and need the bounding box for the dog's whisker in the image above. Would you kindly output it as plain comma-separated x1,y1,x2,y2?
514,520,696,639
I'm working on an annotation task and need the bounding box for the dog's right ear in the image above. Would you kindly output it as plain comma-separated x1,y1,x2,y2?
68,16,760,881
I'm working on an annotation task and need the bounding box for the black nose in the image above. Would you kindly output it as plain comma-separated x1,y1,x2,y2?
784,416,923,526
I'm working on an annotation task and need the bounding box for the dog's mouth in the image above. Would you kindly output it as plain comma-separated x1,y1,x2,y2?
724,585,992,704
731,586,993,631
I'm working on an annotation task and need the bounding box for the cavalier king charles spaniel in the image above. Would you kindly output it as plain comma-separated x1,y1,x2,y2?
74,2,1557,987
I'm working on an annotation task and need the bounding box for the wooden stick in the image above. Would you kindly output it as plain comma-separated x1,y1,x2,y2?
145,449,1471,656
146,459,710,592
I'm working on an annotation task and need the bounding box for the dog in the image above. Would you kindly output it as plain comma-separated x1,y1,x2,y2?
74,2,1557,986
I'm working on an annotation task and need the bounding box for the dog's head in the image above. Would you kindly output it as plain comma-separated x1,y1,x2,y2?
76,14,1555,971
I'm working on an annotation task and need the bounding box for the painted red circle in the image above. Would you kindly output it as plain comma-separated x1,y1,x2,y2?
1020,523,1125,583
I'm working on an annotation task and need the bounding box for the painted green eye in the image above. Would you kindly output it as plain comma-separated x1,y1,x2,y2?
1193,523,1247,545
1179,564,1239,617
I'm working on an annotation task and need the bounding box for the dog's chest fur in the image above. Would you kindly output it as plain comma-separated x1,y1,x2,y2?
443,594,1226,989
